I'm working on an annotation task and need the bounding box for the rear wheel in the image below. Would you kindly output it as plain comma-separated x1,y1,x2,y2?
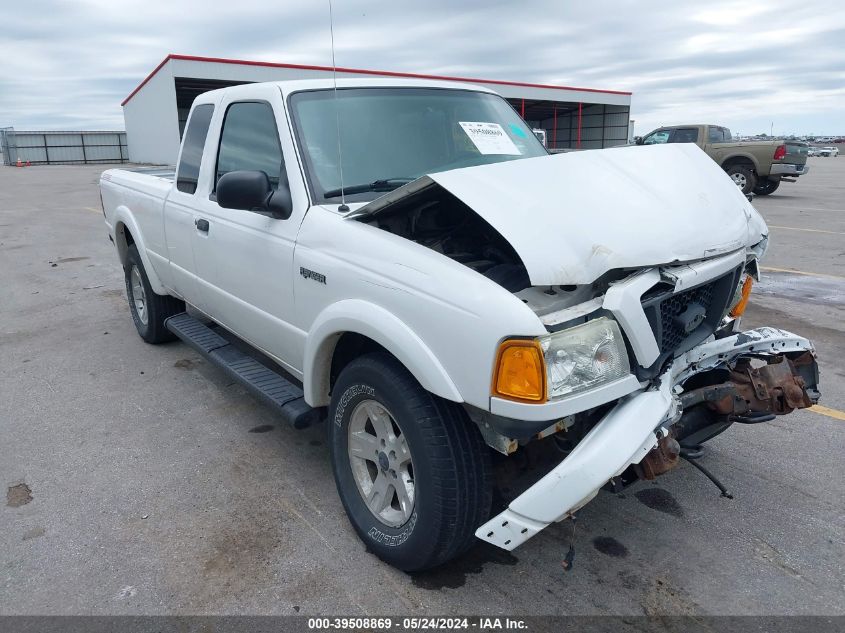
753,177,780,196
726,164,757,195
329,352,493,571
125,244,184,343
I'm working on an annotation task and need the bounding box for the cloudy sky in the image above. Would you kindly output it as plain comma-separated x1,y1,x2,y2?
2,0,843,136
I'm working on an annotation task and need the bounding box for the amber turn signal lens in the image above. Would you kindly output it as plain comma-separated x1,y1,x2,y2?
730,276,754,317
492,340,547,403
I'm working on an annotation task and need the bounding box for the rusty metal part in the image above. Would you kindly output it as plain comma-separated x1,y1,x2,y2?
635,434,681,480
679,352,815,421
728,354,813,415
535,419,568,441
680,383,738,412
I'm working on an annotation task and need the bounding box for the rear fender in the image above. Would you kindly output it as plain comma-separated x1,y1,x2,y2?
722,152,762,174
111,207,167,295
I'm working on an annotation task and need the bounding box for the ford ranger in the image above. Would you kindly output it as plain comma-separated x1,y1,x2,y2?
635,124,809,196
100,79,820,571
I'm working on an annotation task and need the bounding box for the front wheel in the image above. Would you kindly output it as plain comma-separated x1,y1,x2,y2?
329,352,493,571
753,177,780,196
726,165,757,195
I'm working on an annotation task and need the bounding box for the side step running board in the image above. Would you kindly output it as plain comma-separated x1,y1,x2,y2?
165,313,321,429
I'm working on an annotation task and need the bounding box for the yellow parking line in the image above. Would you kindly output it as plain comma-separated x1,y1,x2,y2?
761,266,845,281
84,206,102,214
768,225,845,236
808,405,845,422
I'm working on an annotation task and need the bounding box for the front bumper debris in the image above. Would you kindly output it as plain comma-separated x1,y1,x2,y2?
475,327,818,551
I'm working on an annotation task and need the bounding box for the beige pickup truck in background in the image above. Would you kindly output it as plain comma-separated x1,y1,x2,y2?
635,124,809,196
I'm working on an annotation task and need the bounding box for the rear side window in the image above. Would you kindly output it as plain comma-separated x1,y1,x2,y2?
176,104,214,194
708,127,724,143
215,102,283,190
670,128,699,143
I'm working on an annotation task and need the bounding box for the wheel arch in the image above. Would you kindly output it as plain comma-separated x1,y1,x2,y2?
721,153,760,174
304,300,463,408
112,208,167,295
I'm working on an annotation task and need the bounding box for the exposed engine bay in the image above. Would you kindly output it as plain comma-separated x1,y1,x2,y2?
361,185,532,293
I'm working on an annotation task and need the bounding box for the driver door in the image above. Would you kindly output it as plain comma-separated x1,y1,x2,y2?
189,85,304,377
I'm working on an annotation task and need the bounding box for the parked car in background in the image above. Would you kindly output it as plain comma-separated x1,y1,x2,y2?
807,147,821,157
635,125,809,196
818,147,839,157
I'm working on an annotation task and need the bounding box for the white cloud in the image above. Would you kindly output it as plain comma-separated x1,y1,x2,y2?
0,0,843,135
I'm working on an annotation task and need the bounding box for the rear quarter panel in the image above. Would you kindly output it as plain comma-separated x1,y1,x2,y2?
100,169,174,293
708,141,776,174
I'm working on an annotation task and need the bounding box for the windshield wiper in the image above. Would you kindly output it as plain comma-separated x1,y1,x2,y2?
323,178,414,199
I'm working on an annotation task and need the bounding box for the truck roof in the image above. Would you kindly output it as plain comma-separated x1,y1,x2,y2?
657,124,721,129
196,77,497,103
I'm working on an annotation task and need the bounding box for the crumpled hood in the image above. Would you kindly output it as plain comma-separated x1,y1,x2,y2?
348,143,768,286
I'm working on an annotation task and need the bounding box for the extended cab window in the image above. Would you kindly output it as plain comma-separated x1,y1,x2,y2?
215,102,284,191
708,127,724,143
176,104,214,194
670,128,699,143
643,130,670,144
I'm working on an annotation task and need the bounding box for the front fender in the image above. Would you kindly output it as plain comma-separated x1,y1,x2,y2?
111,206,167,295
303,299,462,407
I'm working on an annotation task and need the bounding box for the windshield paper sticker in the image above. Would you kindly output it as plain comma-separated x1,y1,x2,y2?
459,122,521,155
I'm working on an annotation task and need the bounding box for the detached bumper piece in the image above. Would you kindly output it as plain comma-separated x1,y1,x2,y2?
475,327,818,551
165,313,320,428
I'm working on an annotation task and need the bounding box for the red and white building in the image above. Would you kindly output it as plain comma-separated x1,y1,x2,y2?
122,54,632,164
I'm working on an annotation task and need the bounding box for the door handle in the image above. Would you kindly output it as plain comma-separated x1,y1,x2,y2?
195,218,210,233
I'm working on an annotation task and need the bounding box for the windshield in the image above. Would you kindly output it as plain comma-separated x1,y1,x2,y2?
289,87,548,203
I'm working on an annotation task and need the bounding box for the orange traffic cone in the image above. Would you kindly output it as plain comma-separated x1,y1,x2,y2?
16,158,22,167
25,160,30,167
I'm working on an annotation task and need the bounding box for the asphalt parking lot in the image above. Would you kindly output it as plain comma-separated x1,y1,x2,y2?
1,156,844,616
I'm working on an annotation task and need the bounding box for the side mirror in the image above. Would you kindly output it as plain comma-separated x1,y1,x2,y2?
216,170,293,220
634,136,644,145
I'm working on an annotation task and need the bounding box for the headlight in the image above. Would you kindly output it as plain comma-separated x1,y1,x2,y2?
541,317,630,399
492,317,630,404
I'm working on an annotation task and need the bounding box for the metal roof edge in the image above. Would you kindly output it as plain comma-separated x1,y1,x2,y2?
121,53,633,106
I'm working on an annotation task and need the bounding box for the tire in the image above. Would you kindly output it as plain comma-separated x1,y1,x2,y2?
329,352,493,571
124,244,184,343
725,164,757,195
752,177,780,196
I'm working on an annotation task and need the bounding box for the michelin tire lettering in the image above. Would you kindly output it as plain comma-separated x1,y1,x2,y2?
334,384,376,427
368,511,417,547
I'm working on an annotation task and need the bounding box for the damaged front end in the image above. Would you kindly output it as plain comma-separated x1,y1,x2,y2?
346,144,819,552
475,325,819,551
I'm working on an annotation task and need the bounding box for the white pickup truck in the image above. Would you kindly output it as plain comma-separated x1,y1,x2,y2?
100,78,820,571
